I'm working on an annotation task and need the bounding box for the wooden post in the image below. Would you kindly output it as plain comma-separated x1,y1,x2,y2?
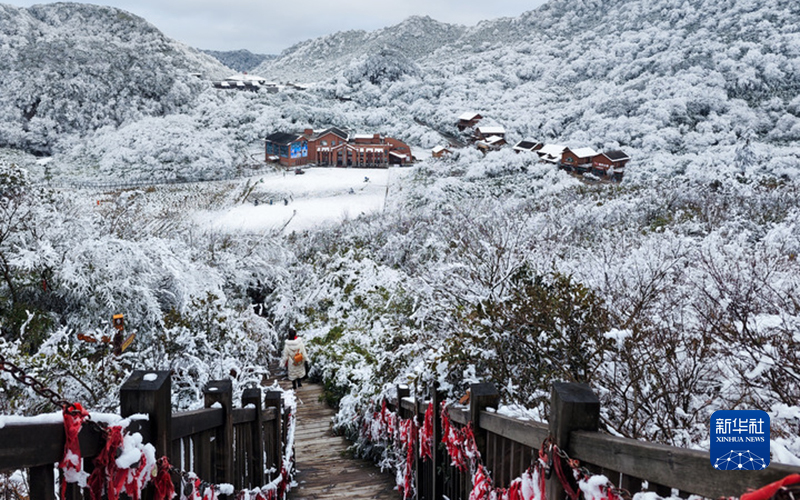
29,465,55,500
243,388,264,488
547,382,600,500
469,383,500,461
120,370,172,459
431,385,445,500
397,384,410,419
415,394,427,500
265,390,283,479
120,370,172,500
204,380,233,492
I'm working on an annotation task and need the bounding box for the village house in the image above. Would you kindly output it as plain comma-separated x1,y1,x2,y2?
431,145,452,158
266,127,413,168
474,126,506,143
512,140,543,153
537,144,566,164
476,135,507,153
592,150,630,180
560,147,598,173
457,112,483,130
214,74,278,93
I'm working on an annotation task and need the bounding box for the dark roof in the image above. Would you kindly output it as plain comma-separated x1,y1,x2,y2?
315,127,349,140
266,132,303,145
602,150,630,161
514,140,540,150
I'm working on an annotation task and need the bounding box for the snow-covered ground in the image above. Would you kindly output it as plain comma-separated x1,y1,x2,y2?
197,167,407,233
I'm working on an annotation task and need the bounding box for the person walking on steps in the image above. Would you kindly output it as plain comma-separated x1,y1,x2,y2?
280,328,308,390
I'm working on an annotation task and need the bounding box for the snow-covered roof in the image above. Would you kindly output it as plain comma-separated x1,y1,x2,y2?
389,151,407,159
353,133,376,140
477,126,506,135
569,147,598,159
432,145,450,154
538,144,566,157
458,111,481,121
224,73,271,84
486,135,505,144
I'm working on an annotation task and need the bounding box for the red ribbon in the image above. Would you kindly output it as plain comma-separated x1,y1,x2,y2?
419,402,434,461
741,474,800,500
440,403,479,472
59,403,90,499
552,445,579,500
469,465,493,500
399,417,418,499
154,457,175,500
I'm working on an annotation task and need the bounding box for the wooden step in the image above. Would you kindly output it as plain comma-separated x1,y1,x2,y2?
260,376,399,500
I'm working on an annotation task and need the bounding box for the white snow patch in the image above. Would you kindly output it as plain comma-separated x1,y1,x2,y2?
143,373,158,382
198,167,405,233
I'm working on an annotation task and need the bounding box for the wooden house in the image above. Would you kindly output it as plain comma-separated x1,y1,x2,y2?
432,146,452,158
457,112,483,130
560,147,598,173
592,150,630,179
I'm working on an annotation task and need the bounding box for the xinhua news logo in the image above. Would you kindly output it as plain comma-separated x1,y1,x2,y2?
710,410,770,470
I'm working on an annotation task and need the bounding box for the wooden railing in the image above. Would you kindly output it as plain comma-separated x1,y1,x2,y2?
0,370,290,499
388,382,800,500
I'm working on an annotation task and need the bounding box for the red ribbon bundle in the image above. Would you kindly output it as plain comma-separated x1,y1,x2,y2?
469,465,493,500
440,403,478,472
419,402,434,461
398,417,418,499
59,403,90,499
154,457,175,500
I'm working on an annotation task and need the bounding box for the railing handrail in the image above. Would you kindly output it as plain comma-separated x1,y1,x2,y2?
384,383,800,500
0,415,149,471
0,373,290,498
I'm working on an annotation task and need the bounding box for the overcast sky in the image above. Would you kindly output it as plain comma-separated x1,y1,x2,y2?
4,0,548,54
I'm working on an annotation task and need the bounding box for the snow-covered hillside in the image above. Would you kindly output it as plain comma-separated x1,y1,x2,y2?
254,16,466,83
202,49,274,73
0,2,230,154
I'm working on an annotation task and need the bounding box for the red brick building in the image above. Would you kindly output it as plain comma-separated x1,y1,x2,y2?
266,127,412,168
560,147,598,173
592,150,630,179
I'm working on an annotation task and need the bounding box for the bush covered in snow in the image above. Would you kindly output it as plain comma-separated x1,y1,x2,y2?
267,156,800,461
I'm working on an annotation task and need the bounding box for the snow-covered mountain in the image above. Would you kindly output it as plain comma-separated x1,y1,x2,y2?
202,49,274,73
0,2,230,154
254,15,467,83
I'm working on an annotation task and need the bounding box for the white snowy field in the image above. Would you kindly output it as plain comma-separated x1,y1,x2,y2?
196,167,407,233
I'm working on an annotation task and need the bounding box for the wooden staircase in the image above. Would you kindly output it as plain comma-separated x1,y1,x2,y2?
265,369,399,500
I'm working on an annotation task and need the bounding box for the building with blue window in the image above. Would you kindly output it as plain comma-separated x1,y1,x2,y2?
264,132,308,167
